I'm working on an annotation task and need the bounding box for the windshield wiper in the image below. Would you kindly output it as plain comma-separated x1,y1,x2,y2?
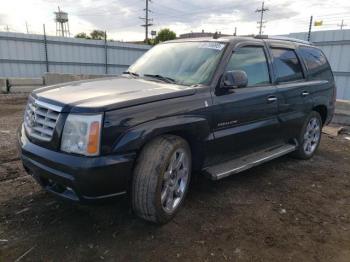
143,74,176,84
123,71,139,77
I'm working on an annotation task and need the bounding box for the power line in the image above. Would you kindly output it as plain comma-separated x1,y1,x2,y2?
256,1,269,35
140,0,153,42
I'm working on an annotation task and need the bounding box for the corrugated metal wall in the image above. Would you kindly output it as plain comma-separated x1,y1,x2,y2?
0,32,150,78
1,30,349,100
284,29,350,100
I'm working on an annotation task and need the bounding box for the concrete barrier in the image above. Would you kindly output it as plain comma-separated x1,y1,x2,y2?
333,100,350,126
8,78,44,87
7,77,44,94
9,86,40,93
43,73,117,86
0,78,8,93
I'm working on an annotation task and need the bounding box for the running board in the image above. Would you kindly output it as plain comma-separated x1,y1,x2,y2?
203,144,297,180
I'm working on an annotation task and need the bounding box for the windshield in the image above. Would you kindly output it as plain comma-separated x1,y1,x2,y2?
128,41,226,86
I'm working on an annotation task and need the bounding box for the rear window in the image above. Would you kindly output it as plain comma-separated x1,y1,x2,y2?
299,46,333,81
271,48,304,83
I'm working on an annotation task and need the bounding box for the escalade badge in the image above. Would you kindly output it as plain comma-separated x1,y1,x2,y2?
28,110,37,127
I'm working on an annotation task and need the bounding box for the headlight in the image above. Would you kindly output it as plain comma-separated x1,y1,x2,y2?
61,114,102,156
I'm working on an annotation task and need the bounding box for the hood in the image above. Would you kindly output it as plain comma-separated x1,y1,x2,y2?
33,77,196,113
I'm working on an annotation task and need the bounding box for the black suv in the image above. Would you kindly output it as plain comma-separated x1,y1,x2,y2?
18,36,336,224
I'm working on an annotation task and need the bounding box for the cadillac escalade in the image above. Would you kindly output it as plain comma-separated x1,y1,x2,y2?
18,36,336,224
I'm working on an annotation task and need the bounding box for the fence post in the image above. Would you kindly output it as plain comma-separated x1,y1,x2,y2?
43,24,49,73
104,31,108,75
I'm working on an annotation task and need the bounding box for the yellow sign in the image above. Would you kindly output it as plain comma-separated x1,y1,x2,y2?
314,21,323,26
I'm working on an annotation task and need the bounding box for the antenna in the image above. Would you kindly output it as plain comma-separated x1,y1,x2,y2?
307,16,313,42
55,6,70,37
256,1,269,35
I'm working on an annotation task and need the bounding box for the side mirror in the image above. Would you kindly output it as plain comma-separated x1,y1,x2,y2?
221,70,248,89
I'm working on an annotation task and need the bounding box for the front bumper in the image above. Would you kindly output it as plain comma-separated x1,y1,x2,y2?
18,125,135,203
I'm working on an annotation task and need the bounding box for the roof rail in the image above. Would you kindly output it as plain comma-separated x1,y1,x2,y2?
254,35,313,45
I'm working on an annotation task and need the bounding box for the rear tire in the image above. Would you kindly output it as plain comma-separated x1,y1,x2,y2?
292,111,322,160
132,135,191,224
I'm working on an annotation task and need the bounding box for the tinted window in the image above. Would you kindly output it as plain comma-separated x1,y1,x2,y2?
227,46,270,86
299,46,333,80
271,48,304,82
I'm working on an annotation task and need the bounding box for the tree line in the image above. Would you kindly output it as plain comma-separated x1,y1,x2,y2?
75,28,176,45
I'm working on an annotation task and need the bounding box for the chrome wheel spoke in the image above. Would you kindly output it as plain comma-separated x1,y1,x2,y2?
161,185,170,204
168,154,177,172
165,190,174,210
313,133,320,142
161,148,190,214
174,182,182,197
174,152,184,170
303,117,321,155
163,170,171,182
307,142,312,152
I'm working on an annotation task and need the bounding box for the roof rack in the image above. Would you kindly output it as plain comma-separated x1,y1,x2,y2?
254,35,313,45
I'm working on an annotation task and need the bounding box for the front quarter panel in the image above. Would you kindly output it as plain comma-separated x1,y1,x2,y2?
101,87,213,155
114,115,210,154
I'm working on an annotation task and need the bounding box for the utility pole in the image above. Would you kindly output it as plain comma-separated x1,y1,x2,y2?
307,15,313,42
256,1,269,35
43,24,49,73
25,22,29,34
140,0,153,43
234,27,237,36
338,19,347,30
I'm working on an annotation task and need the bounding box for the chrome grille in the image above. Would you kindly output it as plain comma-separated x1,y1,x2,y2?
24,98,62,142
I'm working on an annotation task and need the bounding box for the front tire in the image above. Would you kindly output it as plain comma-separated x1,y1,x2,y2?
293,111,322,160
132,135,191,224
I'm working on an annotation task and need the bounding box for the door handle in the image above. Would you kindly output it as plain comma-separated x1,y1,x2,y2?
301,91,310,96
267,96,278,103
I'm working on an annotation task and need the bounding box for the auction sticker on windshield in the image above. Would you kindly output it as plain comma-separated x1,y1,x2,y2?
198,42,225,50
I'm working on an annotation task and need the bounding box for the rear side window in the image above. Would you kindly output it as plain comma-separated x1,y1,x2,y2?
299,46,333,81
226,46,270,86
271,48,304,83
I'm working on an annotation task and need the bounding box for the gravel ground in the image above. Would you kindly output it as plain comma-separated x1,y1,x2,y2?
0,94,350,262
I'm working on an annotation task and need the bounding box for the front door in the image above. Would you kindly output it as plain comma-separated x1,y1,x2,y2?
209,44,280,161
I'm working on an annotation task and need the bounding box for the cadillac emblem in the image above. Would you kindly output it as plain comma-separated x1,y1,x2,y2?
28,108,37,127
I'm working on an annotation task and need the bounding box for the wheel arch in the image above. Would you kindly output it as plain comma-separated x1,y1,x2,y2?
312,104,328,125
113,115,211,171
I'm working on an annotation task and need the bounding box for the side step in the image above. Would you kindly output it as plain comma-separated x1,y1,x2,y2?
203,144,297,180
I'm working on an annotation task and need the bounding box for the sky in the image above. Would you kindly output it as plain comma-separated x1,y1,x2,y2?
0,0,350,41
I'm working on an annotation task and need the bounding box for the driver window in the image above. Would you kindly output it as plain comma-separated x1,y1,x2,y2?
227,46,270,87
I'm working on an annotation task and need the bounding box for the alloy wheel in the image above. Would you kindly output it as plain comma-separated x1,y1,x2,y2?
161,148,190,214
303,117,321,155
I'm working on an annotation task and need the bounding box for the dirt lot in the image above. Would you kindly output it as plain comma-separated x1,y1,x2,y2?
0,94,350,262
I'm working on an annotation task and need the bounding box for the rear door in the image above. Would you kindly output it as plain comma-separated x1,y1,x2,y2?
209,42,280,159
266,42,313,141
